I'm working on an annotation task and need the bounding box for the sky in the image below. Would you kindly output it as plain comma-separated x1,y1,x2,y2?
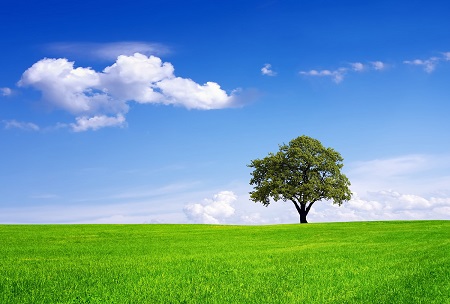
1,0,450,224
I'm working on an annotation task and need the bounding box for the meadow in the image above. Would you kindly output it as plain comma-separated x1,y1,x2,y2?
0,221,449,303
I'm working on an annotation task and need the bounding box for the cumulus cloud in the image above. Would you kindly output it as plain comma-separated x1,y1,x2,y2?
183,191,237,224
261,63,277,76
99,54,174,104
46,41,170,61
1,87,12,96
18,53,240,131
157,77,236,109
3,120,40,131
19,58,112,114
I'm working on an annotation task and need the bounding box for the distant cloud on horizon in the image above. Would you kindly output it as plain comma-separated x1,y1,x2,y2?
181,153,450,225
1,152,449,224
184,191,237,224
310,190,450,223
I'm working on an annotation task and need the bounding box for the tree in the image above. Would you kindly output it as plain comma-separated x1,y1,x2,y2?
248,135,352,223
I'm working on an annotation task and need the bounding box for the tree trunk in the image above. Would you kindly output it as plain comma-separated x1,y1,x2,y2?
299,203,308,223
292,201,308,224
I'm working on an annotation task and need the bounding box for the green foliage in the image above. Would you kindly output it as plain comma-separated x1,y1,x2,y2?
248,135,352,222
0,221,449,303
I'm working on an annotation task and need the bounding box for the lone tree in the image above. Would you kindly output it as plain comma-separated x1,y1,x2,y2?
248,135,352,223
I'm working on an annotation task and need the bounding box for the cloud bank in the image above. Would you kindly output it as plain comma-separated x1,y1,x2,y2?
180,153,450,225
19,53,241,131
3,151,450,225
181,187,450,225
309,190,450,223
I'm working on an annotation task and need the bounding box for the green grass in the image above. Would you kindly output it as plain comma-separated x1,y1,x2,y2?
0,221,449,303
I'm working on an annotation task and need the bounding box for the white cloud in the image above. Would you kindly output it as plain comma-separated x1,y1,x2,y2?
309,190,450,222
18,53,240,131
71,114,126,132
350,62,365,71
3,120,40,131
301,52,450,84
261,63,277,76
99,53,174,104
157,77,235,109
234,181,450,224
299,68,347,83
46,41,170,61
18,58,112,114
300,60,388,83
102,54,238,109
184,191,237,224
403,57,440,73
402,52,450,73
370,61,386,70
1,87,12,96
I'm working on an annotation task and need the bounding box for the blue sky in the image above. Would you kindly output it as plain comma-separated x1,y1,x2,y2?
1,0,450,224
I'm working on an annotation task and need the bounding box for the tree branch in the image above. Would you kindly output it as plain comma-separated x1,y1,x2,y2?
305,201,316,215
292,200,302,214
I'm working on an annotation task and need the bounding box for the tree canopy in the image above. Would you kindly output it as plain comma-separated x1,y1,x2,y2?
248,135,352,223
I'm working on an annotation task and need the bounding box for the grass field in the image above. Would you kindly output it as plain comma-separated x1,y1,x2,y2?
0,221,449,303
